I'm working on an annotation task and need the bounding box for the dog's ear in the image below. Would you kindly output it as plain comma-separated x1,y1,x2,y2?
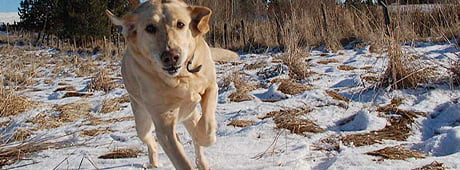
190,6,212,35
106,10,137,38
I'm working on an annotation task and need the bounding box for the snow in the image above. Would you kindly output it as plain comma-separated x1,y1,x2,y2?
0,12,19,24
1,42,460,169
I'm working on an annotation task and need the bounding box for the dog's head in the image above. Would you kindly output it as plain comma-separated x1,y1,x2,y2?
106,0,211,77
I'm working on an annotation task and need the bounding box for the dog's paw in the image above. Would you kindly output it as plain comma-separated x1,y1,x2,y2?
143,163,160,169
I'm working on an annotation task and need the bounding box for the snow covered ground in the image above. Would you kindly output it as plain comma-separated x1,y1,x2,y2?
1,41,459,169
0,12,19,24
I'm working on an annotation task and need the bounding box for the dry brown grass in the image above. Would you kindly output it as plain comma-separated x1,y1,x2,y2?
54,86,77,92
28,101,91,130
98,148,141,159
223,72,258,102
11,129,32,142
341,104,426,147
62,92,93,98
227,119,255,128
379,39,437,90
87,70,119,93
261,108,324,135
337,65,357,71
317,59,341,65
325,90,350,103
244,61,267,70
81,127,113,137
0,89,36,117
55,101,92,122
282,52,312,80
0,141,74,168
276,79,313,95
84,116,134,126
100,98,122,113
366,145,425,160
412,161,446,170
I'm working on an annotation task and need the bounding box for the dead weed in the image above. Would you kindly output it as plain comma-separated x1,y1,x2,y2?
366,145,425,160
261,108,324,135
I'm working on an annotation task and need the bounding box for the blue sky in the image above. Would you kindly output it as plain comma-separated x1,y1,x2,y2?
0,0,21,12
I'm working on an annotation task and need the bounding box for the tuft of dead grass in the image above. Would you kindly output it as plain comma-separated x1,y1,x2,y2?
100,98,122,113
244,61,267,70
261,108,324,135
87,70,119,93
223,72,258,102
341,104,426,147
412,161,445,170
366,145,425,160
0,89,36,117
84,116,134,126
276,79,313,95
283,52,312,80
337,65,357,71
81,127,113,137
28,101,92,130
11,129,32,142
325,90,350,103
55,101,92,122
379,39,437,90
54,86,77,92
227,119,255,128
0,140,75,168
62,92,93,98
98,148,141,159
317,59,340,65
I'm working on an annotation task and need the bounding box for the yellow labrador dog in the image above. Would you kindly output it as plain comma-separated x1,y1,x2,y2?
106,0,237,169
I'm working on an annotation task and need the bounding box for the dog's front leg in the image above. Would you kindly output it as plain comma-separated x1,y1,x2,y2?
151,110,194,170
196,83,218,146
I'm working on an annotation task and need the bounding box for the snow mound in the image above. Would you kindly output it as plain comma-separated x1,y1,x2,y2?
253,82,289,101
417,126,460,156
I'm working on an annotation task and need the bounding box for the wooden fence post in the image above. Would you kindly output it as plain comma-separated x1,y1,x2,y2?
321,3,329,34
378,0,391,36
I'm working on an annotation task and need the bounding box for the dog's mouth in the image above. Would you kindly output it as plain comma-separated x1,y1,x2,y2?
163,65,182,75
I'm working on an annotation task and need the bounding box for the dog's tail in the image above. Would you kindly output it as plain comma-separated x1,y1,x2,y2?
210,48,239,62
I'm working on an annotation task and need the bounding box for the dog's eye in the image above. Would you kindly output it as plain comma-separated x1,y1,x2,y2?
177,21,185,29
145,24,157,33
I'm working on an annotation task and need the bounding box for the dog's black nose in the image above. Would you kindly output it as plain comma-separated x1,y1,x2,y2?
160,50,180,67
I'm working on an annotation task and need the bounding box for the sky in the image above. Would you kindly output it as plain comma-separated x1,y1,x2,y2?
0,0,21,12
0,0,150,13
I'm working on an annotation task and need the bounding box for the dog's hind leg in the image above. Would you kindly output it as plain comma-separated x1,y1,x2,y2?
131,101,159,168
183,110,210,170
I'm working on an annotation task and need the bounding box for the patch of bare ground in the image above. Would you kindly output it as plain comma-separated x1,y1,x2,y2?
223,72,258,102
227,119,255,128
366,145,425,160
325,90,350,103
98,148,141,159
275,79,314,95
412,161,446,170
0,89,36,117
87,70,119,93
260,108,325,135
341,104,426,147
317,59,341,64
337,65,357,71
81,127,113,137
